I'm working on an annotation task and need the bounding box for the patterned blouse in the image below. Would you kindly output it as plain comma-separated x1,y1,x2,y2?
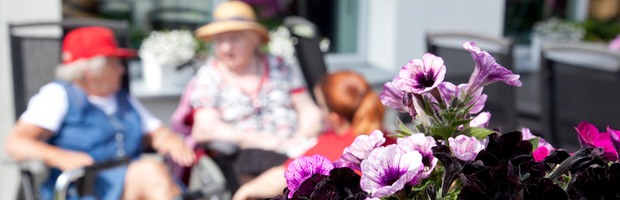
191,55,306,138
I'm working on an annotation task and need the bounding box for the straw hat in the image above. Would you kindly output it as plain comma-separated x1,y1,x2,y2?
196,1,269,42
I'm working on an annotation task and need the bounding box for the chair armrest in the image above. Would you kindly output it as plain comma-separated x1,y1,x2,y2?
54,157,131,200
54,168,85,200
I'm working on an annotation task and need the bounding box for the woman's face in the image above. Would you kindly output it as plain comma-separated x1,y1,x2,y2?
213,30,261,69
90,56,125,95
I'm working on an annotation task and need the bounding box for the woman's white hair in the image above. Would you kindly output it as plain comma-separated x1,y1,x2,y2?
55,56,106,81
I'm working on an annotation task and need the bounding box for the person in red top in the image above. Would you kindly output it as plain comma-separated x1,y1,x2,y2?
232,71,392,200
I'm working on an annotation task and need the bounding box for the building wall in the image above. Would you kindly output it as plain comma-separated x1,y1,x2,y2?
0,0,61,198
366,0,505,72
366,0,399,72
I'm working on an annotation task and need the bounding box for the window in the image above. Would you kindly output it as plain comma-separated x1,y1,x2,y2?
62,0,365,61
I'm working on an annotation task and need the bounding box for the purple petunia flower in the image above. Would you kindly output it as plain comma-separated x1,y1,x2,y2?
463,42,522,95
397,53,446,94
341,130,386,170
396,133,438,181
360,145,424,198
380,78,411,113
448,135,487,161
437,82,487,114
469,111,491,128
576,121,618,162
284,154,334,198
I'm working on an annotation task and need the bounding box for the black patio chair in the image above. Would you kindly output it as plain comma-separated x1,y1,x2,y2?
10,17,131,120
540,42,620,151
284,16,328,101
9,17,132,200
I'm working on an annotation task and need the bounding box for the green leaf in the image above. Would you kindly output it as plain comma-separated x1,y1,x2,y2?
411,180,433,192
467,127,496,139
430,126,454,140
396,117,414,136
382,196,400,200
395,129,413,137
450,119,472,127
520,172,530,181
528,137,540,150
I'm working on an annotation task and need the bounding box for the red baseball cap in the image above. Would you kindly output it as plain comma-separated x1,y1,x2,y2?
62,26,136,64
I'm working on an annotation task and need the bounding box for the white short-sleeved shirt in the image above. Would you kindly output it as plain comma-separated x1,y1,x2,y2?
20,82,162,134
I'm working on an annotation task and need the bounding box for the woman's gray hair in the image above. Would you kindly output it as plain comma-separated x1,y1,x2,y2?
55,56,106,81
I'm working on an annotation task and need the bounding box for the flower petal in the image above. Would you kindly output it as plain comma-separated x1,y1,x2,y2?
360,145,423,197
285,154,334,198
463,42,522,95
341,130,386,170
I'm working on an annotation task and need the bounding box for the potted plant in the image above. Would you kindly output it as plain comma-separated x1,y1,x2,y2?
138,29,198,89
271,42,620,200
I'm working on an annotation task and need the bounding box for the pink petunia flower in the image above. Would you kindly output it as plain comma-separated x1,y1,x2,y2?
522,128,554,150
576,121,618,162
521,128,555,162
609,34,620,51
448,135,487,161
607,127,620,157
532,146,550,162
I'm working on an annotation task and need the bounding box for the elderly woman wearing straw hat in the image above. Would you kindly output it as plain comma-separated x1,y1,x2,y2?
187,0,322,192
5,27,195,200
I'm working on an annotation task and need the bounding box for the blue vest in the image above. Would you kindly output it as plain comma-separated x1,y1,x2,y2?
40,81,143,200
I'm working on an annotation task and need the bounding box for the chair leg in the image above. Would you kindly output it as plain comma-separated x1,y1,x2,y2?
18,170,38,200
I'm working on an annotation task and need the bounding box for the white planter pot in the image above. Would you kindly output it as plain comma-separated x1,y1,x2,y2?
141,59,192,89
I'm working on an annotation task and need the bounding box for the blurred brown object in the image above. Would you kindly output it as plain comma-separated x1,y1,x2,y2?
63,0,100,18
589,0,620,20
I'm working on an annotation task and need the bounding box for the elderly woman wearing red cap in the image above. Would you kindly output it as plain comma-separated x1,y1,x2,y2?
5,27,194,200
184,0,321,193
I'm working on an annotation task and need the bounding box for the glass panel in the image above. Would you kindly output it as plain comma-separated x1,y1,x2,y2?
62,0,359,54
276,0,359,54
336,0,358,53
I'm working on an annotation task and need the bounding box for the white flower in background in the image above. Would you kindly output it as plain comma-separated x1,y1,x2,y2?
139,30,198,67
532,18,585,43
268,26,296,64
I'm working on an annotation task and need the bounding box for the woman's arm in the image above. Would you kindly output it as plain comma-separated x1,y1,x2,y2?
5,121,94,171
276,91,322,157
291,91,322,139
191,107,286,151
232,165,287,200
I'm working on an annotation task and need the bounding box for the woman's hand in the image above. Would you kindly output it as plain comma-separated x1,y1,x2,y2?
151,127,195,167
161,134,195,167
